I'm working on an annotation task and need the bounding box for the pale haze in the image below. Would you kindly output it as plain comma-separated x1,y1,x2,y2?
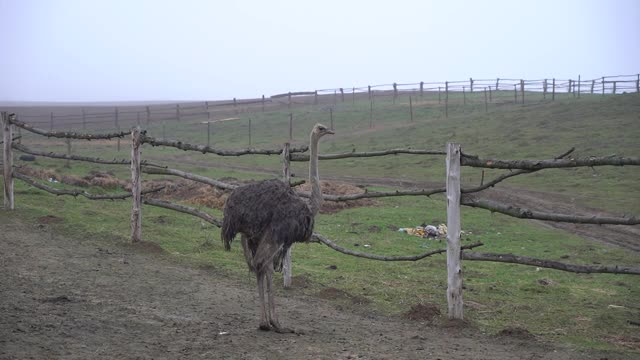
1,0,638,102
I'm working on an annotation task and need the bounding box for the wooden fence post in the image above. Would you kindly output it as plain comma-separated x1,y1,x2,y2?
520,79,525,104
552,78,556,101
330,107,334,131
446,143,463,319
289,113,293,140
613,81,617,94
65,139,72,168
489,86,492,102
438,86,441,104
568,79,572,94
469,77,474,92
636,74,639,93
262,95,266,112
409,96,414,122
368,85,372,100
130,126,142,243
445,81,449,118
543,79,547,99
393,83,398,104
513,84,517,103
282,142,292,288
463,87,466,106
2,112,14,210
602,77,605,95
591,80,595,94
484,87,488,113
495,78,500,91
420,81,424,97
577,75,581,98
340,88,344,103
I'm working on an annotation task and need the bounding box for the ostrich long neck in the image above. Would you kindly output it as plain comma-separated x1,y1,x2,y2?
308,132,322,216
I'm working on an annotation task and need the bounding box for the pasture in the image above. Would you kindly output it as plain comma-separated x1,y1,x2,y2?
2,91,640,358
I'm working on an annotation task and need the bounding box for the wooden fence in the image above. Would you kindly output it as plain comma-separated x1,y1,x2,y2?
2,111,640,321
6,73,639,135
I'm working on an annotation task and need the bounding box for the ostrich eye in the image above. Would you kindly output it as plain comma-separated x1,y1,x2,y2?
318,126,326,131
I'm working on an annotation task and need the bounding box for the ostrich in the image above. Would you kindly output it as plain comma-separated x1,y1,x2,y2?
221,123,334,333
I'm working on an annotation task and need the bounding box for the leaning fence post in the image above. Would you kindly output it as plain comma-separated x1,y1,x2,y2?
446,142,463,319
2,112,14,210
130,126,142,243
282,142,293,287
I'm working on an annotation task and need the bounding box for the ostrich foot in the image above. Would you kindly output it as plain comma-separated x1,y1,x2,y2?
272,326,295,334
259,323,272,331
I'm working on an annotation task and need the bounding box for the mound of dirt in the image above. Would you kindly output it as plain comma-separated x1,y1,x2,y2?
295,180,378,214
497,326,535,340
403,303,441,322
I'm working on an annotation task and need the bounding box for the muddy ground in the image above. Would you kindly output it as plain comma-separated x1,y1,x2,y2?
0,212,631,360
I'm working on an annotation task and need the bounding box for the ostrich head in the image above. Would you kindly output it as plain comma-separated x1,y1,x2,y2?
311,123,334,139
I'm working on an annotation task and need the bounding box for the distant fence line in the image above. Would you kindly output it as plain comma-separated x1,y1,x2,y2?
5,73,638,132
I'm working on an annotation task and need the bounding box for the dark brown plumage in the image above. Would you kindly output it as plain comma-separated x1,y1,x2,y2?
221,123,333,333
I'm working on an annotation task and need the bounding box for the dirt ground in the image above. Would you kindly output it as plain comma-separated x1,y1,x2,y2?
1,213,631,360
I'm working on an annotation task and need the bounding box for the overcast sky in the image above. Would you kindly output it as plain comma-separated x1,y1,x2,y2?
1,0,638,102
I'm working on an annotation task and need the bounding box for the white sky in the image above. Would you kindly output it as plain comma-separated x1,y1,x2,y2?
1,0,638,102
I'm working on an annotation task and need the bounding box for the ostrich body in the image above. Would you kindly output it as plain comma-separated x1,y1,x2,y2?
221,123,333,332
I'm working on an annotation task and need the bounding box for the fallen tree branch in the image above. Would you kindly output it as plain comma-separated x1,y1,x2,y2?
141,134,308,156
461,251,640,275
9,116,129,140
14,172,164,200
290,148,445,161
461,152,640,170
142,198,222,227
313,233,483,261
13,143,166,168
460,194,640,225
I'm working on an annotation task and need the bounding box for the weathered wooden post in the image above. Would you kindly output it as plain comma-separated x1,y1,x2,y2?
552,78,556,101
568,79,572,94
446,142,463,319
2,112,14,210
368,85,372,100
65,138,72,168
445,81,449,118
393,83,398,104
489,86,492,102
282,142,292,287
602,77,605,95
409,96,414,122
590,80,595,94
484,87,488,113
543,79,547,99
438,86,441,104
577,75,581,98
420,81,424,97
520,79,525,104
463,87,466,106
469,77,474,92
130,126,142,243
330,107,334,130
495,78,500,91
636,74,640,93
613,81,617,94
340,88,344,103
289,113,293,140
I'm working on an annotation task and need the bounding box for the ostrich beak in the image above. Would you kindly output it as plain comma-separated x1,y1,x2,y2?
326,129,335,135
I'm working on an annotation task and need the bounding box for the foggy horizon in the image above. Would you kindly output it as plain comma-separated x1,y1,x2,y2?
1,0,638,103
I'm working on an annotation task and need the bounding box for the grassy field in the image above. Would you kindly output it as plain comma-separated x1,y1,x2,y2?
3,92,640,353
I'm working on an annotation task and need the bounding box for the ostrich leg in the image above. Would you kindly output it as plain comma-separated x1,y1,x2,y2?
257,271,270,331
266,266,294,333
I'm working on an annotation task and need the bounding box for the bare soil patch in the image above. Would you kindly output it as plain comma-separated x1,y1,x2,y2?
1,213,623,359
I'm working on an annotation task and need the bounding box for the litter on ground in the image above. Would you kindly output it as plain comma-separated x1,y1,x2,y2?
398,224,447,238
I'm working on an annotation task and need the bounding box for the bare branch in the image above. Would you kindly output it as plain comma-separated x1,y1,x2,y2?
291,148,446,161
13,143,166,168
140,134,308,156
14,172,164,200
142,198,222,227
141,166,238,190
462,148,576,194
461,152,640,170
461,194,640,225
313,232,483,261
298,187,446,202
9,116,128,140
462,251,640,275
